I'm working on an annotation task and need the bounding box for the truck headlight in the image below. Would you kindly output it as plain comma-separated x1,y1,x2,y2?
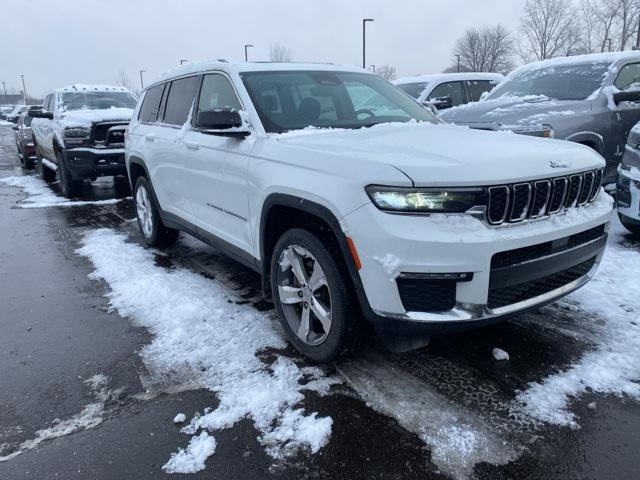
366,186,485,213
64,127,90,147
507,124,555,138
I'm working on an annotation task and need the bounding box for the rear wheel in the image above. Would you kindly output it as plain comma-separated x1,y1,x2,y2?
55,149,83,198
36,146,56,183
271,228,360,362
134,176,179,248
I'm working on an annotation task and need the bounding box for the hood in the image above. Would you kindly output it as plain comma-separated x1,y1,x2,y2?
273,122,604,186
440,96,589,129
59,107,134,128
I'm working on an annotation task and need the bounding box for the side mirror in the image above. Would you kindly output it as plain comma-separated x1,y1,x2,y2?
12,125,19,131
30,110,54,120
479,91,490,101
428,96,453,110
196,108,250,138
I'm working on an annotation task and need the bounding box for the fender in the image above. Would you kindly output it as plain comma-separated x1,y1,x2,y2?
259,193,377,321
127,156,151,189
565,131,605,154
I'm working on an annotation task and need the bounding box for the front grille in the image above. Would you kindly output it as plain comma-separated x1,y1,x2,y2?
491,225,606,269
396,278,456,312
487,257,596,309
486,169,603,226
91,122,129,144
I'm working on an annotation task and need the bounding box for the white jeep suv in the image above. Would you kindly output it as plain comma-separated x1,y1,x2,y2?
125,62,612,362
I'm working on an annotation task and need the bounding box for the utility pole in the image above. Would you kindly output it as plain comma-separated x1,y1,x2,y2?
244,44,253,62
456,55,461,73
139,70,146,90
20,75,27,105
362,18,374,69
2,82,7,106
606,38,612,52
636,17,640,49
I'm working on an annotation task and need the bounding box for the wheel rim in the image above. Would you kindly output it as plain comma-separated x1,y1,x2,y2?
276,245,332,346
136,185,154,238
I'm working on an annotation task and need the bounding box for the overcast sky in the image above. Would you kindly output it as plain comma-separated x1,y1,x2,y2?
2,0,526,98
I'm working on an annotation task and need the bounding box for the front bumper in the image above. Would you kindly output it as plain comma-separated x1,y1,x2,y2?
344,193,613,332
62,147,126,180
617,164,640,223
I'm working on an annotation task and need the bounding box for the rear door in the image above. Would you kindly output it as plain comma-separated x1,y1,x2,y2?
464,79,500,102
426,81,465,110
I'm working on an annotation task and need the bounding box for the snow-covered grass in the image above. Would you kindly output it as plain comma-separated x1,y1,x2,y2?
76,229,338,470
0,175,126,208
516,222,640,426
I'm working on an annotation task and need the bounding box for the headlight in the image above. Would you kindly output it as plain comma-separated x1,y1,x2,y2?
366,186,485,213
507,124,554,138
64,127,90,138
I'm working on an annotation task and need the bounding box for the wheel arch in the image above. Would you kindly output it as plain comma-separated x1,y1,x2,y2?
127,156,150,189
566,131,605,155
259,193,374,318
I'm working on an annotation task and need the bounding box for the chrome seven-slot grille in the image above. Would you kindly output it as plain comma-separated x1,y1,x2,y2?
487,168,603,226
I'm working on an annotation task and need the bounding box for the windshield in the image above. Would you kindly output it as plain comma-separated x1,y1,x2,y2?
487,62,611,101
23,116,32,126
241,70,437,133
396,82,429,99
60,91,137,111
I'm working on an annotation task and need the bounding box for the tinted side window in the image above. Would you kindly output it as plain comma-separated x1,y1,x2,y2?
163,76,200,126
465,80,499,102
44,94,53,111
615,63,640,90
428,81,464,106
138,84,164,123
197,74,242,116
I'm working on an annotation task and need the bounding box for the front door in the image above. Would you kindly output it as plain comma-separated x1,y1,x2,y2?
610,63,640,177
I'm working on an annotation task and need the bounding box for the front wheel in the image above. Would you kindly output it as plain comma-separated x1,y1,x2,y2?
55,149,83,198
270,228,360,362
134,176,179,248
619,213,640,236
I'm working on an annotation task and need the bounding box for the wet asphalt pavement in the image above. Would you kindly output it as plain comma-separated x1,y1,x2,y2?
0,124,639,479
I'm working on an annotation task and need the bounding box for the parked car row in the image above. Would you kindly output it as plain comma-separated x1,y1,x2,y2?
8,53,640,362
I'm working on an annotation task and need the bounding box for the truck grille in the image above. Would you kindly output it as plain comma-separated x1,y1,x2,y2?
487,169,603,226
91,122,129,146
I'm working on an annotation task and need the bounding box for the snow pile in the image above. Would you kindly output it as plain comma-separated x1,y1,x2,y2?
516,222,640,426
0,175,126,208
76,229,337,469
173,413,187,424
0,120,12,126
492,348,510,361
162,432,216,474
373,254,402,281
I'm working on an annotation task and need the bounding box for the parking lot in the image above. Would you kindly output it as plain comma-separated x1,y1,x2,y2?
1,122,639,479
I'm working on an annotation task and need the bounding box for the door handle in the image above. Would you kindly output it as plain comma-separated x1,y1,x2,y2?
184,141,200,150
145,135,155,142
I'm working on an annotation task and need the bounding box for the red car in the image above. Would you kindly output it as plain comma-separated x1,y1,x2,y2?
13,113,36,169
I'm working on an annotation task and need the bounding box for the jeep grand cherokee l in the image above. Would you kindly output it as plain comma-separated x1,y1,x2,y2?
125,62,612,362
441,52,640,185
31,84,137,197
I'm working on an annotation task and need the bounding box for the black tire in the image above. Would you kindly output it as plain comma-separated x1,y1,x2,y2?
270,228,361,362
36,146,56,183
16,142,24,166
134,176,179,248
23,156,34,170
619,213,640,236
55,149,83,198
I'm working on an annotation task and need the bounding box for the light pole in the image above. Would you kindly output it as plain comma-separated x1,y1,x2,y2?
180,59,189,65
456,55,461,73
139,70,146,90
244,44,253,62
20,75,27,105
362,18,374,69
2,82,7,106
606,38,612,52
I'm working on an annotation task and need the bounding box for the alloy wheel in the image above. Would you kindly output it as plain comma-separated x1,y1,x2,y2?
136,185,154,238
276,245,332,346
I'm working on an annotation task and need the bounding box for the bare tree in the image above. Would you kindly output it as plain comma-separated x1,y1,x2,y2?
269,43,292,62
377,65,397,81
517,0,580,61
116,68,135,92
580,0,640,52
618,0,640,49
452,25,514,74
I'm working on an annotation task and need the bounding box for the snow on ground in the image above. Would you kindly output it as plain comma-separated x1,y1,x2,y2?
515,222,640,426
0,175,126,208
76,229,339,470
173,413,187,424
338,355,519,479
0,374,113,462
162,432,217,474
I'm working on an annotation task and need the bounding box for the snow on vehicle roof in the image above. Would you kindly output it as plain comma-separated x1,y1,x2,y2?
393,72,504,85
150,60,367,87
509,51,640,77
56,84,131,93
